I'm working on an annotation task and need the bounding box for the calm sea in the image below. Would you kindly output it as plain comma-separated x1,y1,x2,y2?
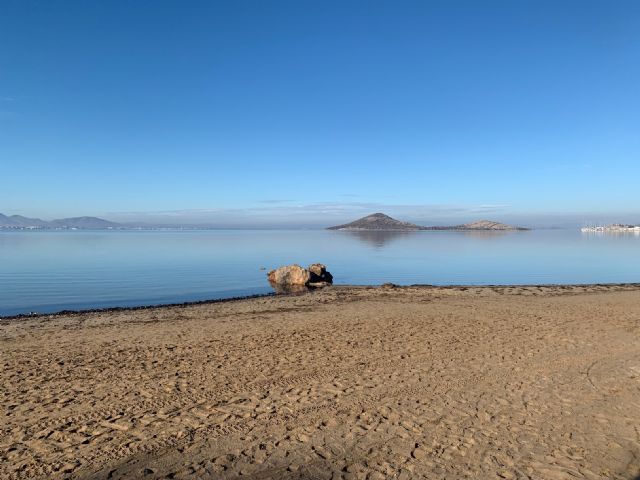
1,229,639,316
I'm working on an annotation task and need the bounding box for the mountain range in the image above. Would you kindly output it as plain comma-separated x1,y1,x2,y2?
327,213,528,231
0,214,121,230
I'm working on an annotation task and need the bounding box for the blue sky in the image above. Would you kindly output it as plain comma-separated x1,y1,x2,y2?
1,1,639,227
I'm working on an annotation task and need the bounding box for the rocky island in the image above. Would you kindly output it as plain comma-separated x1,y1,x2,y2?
327,213,528,231
327,213,426,231
424,220,529,231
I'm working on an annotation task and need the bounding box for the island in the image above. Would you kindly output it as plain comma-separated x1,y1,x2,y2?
423,220,529,231
327,213,528,231
327,213,426,231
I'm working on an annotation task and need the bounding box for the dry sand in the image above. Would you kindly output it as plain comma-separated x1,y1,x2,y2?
1,285,640,479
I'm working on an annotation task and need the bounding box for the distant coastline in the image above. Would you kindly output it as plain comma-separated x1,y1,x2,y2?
3,211,636,233
1,211,530,232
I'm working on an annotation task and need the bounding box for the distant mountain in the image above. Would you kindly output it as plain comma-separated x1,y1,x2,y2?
0,213,49,228
9,214,50,227
327,213,426,231
0,213,16,226
0,214,121,230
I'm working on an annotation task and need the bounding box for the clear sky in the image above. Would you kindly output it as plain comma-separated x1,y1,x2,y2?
1,1,639,227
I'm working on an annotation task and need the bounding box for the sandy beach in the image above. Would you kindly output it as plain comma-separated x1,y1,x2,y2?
1,284,640,479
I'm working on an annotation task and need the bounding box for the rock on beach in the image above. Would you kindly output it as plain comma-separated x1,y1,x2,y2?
267,264,311,286
267,263,333,290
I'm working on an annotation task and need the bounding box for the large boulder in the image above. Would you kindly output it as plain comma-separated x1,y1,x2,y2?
267,264,310,286
267,263,333,291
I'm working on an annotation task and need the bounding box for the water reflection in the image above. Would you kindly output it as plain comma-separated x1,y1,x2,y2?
336,229,521,246
459,230,513,240
337,230,417,248
268,282,311,294
582,231,640,237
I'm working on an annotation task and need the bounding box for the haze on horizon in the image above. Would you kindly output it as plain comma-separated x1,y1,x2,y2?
1,1,639,228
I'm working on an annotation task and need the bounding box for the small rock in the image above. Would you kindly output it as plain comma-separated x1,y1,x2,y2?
308,263,334,284
412,447,427,460
308,263,326,277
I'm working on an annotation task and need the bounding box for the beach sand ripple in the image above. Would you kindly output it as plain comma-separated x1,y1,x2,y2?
1,285,639,479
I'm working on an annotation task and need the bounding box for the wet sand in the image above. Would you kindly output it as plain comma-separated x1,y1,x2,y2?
1,284,640,479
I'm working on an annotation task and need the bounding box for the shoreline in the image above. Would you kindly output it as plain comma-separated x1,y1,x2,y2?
0,292,276,322
3,281,640,322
